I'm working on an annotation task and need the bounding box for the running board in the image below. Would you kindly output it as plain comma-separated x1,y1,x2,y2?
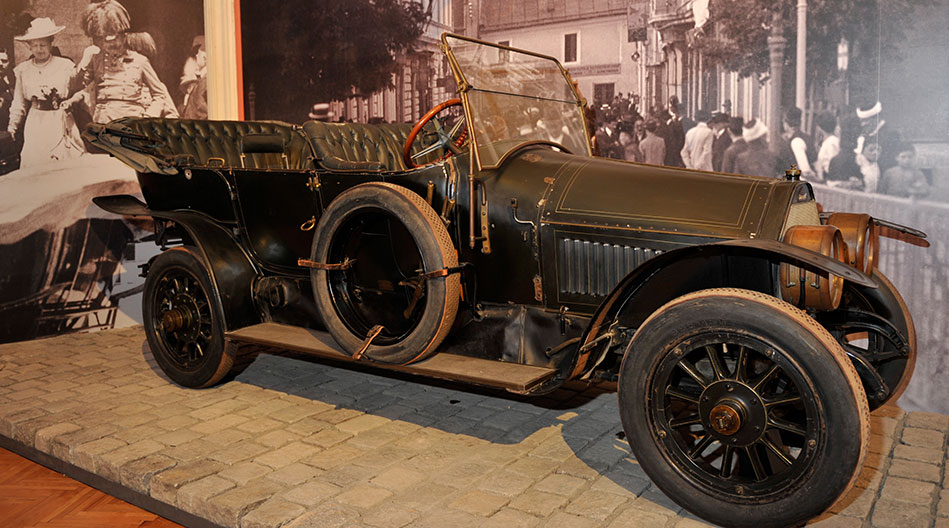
226,322,557,393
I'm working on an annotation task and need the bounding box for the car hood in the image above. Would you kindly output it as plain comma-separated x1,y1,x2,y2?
503,147,791,241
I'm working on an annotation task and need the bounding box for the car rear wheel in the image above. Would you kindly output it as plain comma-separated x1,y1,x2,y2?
143,247,233,388
618,288,869,528
310,182,460,364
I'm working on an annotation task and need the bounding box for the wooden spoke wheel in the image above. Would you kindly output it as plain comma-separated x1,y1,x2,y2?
143,247,233,388
619,288,869,528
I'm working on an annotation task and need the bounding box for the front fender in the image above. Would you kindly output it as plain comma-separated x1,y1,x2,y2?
566,238,875,380
94,194,260,331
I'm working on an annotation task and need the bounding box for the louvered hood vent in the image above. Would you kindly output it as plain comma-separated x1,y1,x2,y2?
557,238,662,297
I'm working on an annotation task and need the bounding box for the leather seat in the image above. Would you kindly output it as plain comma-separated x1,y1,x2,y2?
302,121,419,172
107,118,312,170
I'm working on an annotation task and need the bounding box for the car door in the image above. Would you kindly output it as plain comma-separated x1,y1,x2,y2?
233,168,323,273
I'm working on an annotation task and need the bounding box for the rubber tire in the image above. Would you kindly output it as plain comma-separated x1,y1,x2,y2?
310,182,460,364
839,271,917,406
143,247,233,388
618,288,869,528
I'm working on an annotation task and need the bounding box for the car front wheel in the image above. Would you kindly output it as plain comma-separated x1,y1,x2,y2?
618,288,869,528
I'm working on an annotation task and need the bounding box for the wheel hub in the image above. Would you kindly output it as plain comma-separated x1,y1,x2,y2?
161,307,192,332
709,402,742,436
699,381,767,446
160,293,201,340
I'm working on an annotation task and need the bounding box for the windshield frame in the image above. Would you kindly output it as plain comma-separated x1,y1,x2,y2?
440,32,594,171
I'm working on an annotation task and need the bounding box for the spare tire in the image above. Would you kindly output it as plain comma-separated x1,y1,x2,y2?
310,182,460,364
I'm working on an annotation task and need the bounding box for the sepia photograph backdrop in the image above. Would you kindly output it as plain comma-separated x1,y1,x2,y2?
0,0,206,344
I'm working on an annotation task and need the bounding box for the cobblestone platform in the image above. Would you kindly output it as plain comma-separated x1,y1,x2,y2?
0,327,946,528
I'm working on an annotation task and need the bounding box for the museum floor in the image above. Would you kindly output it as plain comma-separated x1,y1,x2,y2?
0,327,946,528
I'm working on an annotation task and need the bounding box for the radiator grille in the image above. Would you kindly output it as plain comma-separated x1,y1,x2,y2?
557,238,662,296
782,201,820,237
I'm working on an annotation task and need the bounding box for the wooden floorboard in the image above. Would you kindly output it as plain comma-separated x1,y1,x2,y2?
0,448,182,528
228,322,558,392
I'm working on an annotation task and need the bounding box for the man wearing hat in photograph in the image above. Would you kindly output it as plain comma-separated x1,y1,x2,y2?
776,106,814,179
78,0,178,122
6,17,87,168
734,118,777,177
856,100,900,172
709,112,731,172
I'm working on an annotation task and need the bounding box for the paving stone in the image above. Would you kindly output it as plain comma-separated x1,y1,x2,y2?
432,460,498,489
508,489,568,516
219,461,273,486
870,499,933,528
254,442,320,469
284,501,359,528
190,414,250,435
302,428,353,448
150,458,227,504
892,444,944,464
240,497,307,528
869,434,895,456
237,417,285,434
449,490,510,516
177,475,235,515
163,438,221,462
901,427,945,449
532,473,591,505
939,489,949,517
98,439,165,481
303,443,366,470
335,414,390,435
361,502,420,528
565,489,629,520
152,428,203,447
887,458,942,483
208,440,270,465
590,471,650,498
870,415,900,438
334,483,394,509
905,412,949,431
370,465,427,491
119,454,178,494
608,503,673,528
505,455,558,480
154,414,200,431
479,507,542,528
281,479,343,507
206,477,285,526
879,476,937,505
33,423,81,454
72,436,127,473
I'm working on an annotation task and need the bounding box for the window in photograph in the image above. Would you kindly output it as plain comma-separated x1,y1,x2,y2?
564,33,578,63
498,40,510,62
594,83,615,107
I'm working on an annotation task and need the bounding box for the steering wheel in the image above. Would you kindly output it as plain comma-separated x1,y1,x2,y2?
403,98,467,169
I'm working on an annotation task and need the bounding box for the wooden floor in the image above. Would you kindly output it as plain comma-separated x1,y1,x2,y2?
0,448,181,528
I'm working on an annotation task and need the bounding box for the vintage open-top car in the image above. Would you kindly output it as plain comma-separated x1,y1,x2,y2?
87,34,927,528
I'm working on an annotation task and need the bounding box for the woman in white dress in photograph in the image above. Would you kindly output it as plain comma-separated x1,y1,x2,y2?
6,18,88,168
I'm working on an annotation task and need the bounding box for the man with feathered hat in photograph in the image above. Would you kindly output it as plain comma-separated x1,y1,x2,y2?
78,0,178,122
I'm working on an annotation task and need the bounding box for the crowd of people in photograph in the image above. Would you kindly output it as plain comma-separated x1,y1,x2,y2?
0,0,206,172
592,93,931,200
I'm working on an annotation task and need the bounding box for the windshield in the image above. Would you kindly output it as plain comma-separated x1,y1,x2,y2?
443,34,591,168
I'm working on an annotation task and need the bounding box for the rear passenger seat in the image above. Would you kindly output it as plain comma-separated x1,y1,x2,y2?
103,117,312,170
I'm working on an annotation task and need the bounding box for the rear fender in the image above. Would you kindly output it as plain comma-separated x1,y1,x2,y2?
567,239,875,380
94,194,260,331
